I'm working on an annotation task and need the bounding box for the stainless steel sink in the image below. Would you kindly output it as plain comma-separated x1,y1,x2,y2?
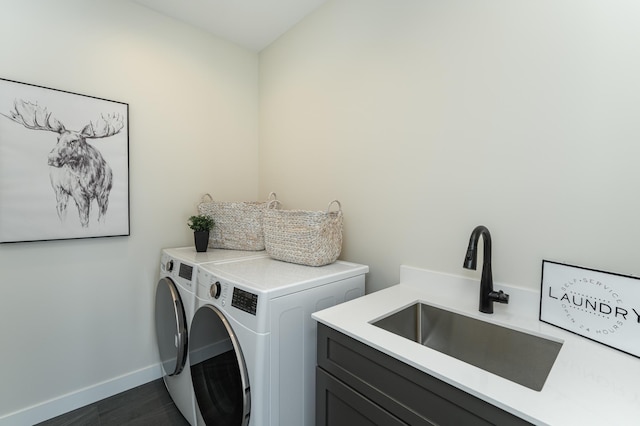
372,303,562,391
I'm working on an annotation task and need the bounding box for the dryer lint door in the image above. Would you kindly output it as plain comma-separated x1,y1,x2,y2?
155,277,188,376
189,305,251,426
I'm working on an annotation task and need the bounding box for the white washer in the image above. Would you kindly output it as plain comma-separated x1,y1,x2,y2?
191,257,368,426
154,247,268,425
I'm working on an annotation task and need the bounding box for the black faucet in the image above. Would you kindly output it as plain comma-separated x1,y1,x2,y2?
463,225,509,314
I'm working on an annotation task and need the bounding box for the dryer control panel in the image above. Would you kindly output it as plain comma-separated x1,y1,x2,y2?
231,288,258,316
196,270,235,309
178,263,194,281
160,254,194,291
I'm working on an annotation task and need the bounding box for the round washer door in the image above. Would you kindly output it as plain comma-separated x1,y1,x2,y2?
155,277,188,376
189,305,251,426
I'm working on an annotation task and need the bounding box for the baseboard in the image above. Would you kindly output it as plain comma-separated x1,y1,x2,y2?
0,363,163,426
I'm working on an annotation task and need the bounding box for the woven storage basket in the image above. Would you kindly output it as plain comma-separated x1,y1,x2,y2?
197,192,278,251
263,200,343,266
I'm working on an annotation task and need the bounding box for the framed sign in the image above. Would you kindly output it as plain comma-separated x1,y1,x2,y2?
0,78,129,243
540,260,640,358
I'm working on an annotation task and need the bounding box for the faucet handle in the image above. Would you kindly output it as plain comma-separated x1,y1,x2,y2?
490,290,509,304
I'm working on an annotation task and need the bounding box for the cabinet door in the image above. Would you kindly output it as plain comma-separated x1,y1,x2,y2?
316,368,411,426
317,324,532,426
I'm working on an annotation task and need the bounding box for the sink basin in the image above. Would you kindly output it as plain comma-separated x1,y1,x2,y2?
372,303,562,391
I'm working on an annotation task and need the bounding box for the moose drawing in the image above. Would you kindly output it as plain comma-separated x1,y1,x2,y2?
2,99,124,228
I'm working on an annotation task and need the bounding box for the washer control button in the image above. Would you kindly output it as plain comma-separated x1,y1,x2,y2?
165,260,174,272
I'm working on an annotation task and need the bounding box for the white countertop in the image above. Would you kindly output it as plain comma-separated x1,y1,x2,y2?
312,265,640,425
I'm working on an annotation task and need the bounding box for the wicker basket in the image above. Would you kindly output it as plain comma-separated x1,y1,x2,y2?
263,200,343,266
197,192,278,251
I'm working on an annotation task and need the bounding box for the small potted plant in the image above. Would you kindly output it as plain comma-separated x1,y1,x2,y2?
188,214,214,252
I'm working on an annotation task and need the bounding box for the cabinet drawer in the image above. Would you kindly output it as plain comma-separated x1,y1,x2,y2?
317,323,531,426
316,367,409,426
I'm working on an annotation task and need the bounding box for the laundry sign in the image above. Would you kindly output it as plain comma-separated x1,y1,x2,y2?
540,260,640,358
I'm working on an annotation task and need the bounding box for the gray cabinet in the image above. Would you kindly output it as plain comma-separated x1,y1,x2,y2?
316,323,532,426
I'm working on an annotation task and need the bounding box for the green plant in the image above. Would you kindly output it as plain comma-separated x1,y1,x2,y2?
188,215,214,232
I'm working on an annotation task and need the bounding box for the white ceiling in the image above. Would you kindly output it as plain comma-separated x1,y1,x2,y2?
132,0,327,51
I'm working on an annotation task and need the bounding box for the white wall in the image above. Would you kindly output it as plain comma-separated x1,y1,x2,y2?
0,1,258,423
259,0,640,293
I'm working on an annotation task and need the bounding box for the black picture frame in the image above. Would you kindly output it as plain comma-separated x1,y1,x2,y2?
540,260,640,359
0,78,129,243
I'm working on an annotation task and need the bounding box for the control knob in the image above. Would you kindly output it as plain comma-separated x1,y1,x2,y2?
165,260,174,272
210,281,222,299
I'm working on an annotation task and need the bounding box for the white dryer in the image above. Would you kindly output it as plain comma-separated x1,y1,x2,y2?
154,247,267,425
190,257,368,426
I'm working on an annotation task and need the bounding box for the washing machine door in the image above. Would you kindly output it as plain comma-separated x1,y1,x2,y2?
155,277,188,376
189,305,251,426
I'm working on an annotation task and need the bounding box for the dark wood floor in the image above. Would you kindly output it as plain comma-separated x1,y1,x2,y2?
35,379,190,426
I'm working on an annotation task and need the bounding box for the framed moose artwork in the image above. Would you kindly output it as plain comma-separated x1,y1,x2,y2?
0,78,129,243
